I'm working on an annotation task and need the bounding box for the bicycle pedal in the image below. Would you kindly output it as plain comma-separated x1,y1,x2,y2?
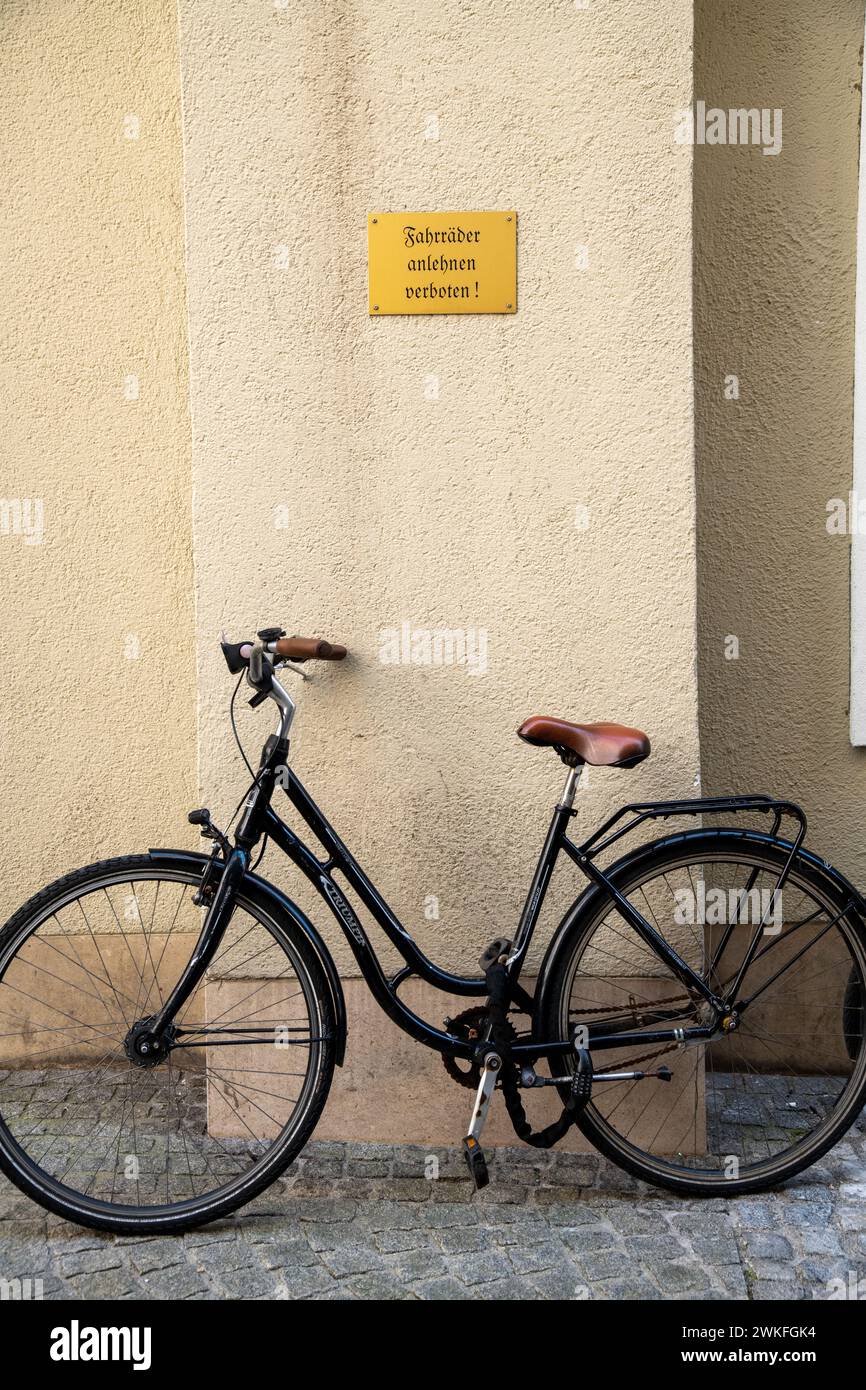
570,1047,593,1109
462,1135,490,1190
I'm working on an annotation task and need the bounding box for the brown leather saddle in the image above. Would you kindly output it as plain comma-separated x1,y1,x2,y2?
517,716,650,769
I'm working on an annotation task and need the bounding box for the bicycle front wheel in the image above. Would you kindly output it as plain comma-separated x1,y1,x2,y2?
540,831,866,1195
0,855,336,1232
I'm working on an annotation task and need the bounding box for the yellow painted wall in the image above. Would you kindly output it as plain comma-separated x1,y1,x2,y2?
0,0,196,918
178,0,699,977
695,1,866,877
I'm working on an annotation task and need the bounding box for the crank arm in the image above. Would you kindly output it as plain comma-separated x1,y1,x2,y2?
462,1050,502,1191
466,1052,501,1140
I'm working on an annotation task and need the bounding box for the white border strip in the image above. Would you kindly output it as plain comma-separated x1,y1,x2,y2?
851,12,866,744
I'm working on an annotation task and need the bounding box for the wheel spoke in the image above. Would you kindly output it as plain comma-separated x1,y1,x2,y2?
558,847,866,1184
0,865,329,1225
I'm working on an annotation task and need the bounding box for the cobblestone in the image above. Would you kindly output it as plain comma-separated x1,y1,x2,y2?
0,1138,863,1300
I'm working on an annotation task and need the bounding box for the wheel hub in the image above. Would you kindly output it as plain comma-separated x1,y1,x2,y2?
124,1018,174,1068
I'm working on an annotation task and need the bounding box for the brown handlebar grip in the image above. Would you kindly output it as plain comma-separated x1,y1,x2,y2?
273,636,348,662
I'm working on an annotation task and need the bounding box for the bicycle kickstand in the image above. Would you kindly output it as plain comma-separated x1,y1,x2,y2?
462,1051,502,1190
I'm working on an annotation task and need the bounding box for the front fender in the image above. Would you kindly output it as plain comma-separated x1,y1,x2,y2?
148,847,347,1065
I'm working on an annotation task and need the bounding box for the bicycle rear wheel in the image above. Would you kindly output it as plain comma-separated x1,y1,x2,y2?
0,855,335,1232
540,831,866,1194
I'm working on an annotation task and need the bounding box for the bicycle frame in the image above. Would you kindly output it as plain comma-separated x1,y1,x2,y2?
148,695,811,1067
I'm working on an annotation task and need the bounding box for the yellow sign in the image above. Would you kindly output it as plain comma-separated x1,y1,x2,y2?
368,210,517,315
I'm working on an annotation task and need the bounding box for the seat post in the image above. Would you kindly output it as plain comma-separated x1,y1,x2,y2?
507,760,585,967
557,763,583,811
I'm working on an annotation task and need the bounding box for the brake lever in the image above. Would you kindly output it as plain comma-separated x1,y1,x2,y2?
276,660,309,682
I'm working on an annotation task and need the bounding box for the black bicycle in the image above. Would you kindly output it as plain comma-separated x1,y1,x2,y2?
0,627,864,1233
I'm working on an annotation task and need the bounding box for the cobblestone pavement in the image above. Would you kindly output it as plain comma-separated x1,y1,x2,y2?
1,1126,864,1301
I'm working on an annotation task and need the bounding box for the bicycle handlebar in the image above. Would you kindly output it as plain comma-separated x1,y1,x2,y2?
220,631,348,676
273,637,347,662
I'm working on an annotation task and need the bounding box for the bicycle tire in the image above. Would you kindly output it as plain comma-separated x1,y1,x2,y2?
538,830,866,1196
0,854,336,1233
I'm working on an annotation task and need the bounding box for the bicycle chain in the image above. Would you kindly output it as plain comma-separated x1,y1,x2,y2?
569,988,696,1016
569,991,697,1073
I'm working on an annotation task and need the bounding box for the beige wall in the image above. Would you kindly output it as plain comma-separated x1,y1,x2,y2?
3,0,864,1148
179,0,699,985
0,0,196,920
1,0,700,1145
695,2,866,878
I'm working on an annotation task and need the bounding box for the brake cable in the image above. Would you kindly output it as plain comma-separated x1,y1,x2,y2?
230,671,256,779
217,672,269,871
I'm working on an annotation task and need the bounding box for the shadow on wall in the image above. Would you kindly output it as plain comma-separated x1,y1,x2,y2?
695,0,866,880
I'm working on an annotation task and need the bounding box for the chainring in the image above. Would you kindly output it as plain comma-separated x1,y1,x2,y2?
441,1006,489,1089
442,1006,523,1089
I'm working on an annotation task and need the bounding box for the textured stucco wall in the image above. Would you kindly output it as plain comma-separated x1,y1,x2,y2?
0,0,196,918
179,0,698,979
695,1,866,876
